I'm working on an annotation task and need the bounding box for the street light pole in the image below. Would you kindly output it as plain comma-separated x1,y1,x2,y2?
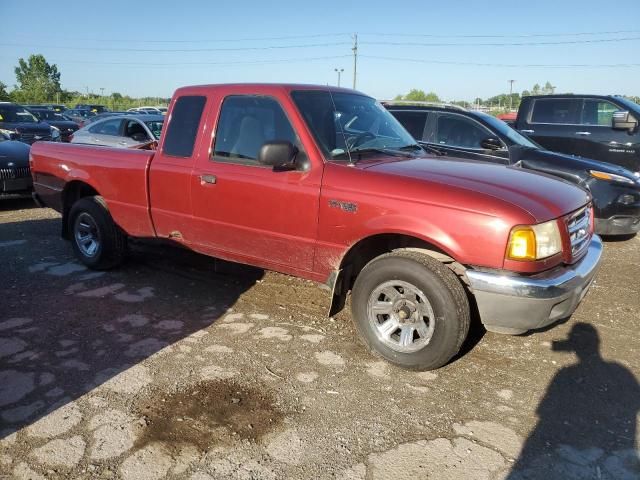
508,79,516,111
334,68,344,87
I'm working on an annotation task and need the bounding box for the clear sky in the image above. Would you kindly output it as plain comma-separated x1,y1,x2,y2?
2,0,639,101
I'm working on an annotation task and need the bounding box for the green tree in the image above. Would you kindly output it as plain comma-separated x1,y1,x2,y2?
402,89,440,102
0,81,10,101
12,54,62,103
531,84,542,95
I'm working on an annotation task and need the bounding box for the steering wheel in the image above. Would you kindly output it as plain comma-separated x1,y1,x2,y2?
347,131,376,150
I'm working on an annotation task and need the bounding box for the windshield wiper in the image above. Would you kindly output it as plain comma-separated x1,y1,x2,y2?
350,147,413,158
415,142,445,156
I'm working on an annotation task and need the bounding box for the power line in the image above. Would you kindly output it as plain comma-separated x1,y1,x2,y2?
0,41,351,53
359,29,640,39
361,36,640,47
0,54,352,68
360,55,640,68
5,32,351,44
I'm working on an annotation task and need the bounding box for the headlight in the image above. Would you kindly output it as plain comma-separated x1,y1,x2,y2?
506,220,562,261
50,126,61,141
0,128,16,140
589,170,636,186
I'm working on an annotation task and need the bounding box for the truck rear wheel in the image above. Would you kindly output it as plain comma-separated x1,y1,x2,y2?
68,196,127,270
351,250,470,370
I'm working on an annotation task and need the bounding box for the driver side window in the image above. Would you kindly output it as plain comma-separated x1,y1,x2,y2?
213,95,298,166
436,114,493,149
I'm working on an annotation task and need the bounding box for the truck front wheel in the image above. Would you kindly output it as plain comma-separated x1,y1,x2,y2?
351,250,470,370
68,196,127,270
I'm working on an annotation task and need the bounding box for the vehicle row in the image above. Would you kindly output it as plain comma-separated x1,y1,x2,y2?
386,95,640,236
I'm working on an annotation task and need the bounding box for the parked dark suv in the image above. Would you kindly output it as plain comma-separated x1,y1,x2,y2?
75,104,110,114
0,102,60,144
515,95,640,173
386,103,640,236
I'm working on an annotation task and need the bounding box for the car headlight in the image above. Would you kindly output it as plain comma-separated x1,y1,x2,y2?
50,126,61,141
589,170,636,186
506,219,563,261
0,128,16,140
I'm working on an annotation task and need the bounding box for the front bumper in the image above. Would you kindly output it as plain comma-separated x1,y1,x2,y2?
466,236,603,334
595,215,640,236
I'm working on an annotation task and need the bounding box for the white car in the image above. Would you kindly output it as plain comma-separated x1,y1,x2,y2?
70,114,163,148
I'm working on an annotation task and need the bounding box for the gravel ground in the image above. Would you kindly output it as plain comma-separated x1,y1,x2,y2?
1,198,639,480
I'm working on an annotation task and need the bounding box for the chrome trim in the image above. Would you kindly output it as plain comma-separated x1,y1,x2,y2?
466,236,602,333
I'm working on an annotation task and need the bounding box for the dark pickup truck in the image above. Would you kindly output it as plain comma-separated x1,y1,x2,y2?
515,94,640,174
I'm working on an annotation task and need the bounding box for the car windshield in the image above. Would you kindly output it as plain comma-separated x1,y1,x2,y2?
0,105,38,123
479,113,540,149
291,90,418,161
615,97,640,116
144,120,164,139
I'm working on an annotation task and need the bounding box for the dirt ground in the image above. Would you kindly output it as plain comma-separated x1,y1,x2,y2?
1,198,639,480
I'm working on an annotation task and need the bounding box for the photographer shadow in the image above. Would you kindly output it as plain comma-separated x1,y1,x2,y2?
507,323,639,479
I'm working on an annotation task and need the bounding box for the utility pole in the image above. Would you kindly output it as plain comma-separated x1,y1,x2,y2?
352,33,358,89
100,87,105,101
508,79,515,111
85,86,89,98
334,68,344,87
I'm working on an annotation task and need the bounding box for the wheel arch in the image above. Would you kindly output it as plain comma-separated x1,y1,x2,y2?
61,180,101,239
328,232,467,317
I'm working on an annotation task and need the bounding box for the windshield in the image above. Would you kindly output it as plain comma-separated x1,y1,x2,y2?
291,90,418,161
615,97,640,116
0,105,38,123
144,120,164,139
479,113,540,149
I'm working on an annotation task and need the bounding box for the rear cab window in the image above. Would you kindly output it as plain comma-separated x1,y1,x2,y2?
162,95,206,157
530,98,582,124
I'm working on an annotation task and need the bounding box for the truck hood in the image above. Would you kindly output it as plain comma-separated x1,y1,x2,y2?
360,155,590,222
0,121,52,135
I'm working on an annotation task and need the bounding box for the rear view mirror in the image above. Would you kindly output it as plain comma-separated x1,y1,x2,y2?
258,141,298,171
612,111,639,131
480,137,503,150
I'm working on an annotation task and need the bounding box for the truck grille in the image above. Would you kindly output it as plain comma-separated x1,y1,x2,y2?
566,205,592,259
0,166,31,180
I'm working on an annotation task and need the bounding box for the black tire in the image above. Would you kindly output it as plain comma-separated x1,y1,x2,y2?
68,196,127,270
351,250,470,370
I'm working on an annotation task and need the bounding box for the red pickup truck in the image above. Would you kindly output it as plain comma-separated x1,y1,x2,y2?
30,84,603,370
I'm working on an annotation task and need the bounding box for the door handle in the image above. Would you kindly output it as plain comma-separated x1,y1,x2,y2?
520,129,535,134
575,131,592,136
199,174,217,185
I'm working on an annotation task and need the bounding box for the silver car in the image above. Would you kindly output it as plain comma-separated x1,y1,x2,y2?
71,114,163,148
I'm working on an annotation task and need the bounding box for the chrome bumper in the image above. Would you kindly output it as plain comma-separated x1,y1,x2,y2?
466,236,603,334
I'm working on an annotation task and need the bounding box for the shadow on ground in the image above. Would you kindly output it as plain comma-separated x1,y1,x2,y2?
0,217,264,439
507,323,640,479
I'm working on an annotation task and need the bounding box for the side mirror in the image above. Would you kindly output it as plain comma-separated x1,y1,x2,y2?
480,136,503,150
258,141,298,171
612,111,638,131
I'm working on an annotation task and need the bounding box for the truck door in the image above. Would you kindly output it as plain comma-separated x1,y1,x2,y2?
520,97,582,156
576,98,640,172
189,94,321,273
149,95,207,240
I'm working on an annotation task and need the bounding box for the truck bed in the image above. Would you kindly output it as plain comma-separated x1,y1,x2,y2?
30,142,156,237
